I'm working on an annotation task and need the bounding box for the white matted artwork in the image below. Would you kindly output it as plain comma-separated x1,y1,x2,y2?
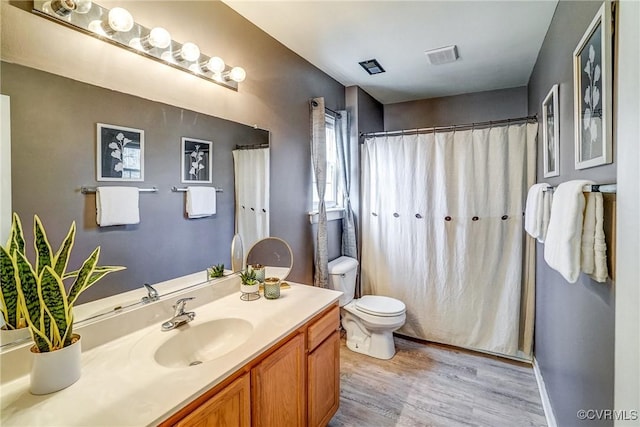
542,84,560,178
97,123,144,181
573,2,612,170
181,137,213,183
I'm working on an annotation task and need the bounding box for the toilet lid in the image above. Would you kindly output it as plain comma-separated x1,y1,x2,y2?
355,295,406,317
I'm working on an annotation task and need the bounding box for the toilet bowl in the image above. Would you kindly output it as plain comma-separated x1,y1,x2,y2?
328,256,406,360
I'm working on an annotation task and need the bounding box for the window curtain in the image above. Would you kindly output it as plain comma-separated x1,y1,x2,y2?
334,110,357,259
310,97,328,288
232,147,270,258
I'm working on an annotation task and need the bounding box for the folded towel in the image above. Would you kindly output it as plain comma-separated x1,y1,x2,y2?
581,192,608,282
544,180,593,283
524,183,551,240
96,186,140,226
186,186,217,218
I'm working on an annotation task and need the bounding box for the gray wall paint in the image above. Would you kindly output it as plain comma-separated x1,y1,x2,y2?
2,1,346,288
345,86,383,294
384,86,528,131
527,1,616,426
1,62,267,304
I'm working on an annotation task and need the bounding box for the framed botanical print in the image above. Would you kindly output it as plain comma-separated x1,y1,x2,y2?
542,84,559,178
181,137,213,183
573,2,612,169
97,123,144,181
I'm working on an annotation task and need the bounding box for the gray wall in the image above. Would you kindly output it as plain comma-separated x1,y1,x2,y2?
2,1,346,289
384,86,528,131
527,1,616,426
1,62,267,303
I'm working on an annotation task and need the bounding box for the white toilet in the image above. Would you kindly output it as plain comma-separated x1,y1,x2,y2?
328,256,406,360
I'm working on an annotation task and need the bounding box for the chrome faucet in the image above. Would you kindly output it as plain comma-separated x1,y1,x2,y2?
162,297,196,331
142,283,159,303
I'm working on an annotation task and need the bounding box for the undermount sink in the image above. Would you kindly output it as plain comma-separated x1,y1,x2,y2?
154,318,253,368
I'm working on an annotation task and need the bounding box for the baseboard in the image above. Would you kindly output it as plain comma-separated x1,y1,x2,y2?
533,357,558,427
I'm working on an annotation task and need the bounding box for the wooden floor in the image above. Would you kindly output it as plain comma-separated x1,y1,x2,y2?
328,335,547,427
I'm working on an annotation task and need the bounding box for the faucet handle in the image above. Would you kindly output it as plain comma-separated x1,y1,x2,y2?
142,283,159,303
174,297,195,314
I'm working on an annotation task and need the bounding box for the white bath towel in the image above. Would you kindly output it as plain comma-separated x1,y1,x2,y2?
524,183,551,241
581,192,608,282
96,186,140,227
544,180,593,283
186,186,217,218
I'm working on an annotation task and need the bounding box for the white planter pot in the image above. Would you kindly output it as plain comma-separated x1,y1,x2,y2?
240,284,259,294
30,334,81,395
0,327,31,346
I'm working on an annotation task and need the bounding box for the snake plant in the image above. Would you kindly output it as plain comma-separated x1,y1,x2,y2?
0,213,125,352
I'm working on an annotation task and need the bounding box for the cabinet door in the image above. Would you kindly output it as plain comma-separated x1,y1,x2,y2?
175,373,250,427
251,333,305,427
308,331,340,427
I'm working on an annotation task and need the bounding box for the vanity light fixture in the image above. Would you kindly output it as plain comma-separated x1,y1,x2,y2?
33,0,246,91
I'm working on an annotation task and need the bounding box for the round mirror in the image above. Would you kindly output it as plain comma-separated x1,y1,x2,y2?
231,234,244,273
246,237,293,281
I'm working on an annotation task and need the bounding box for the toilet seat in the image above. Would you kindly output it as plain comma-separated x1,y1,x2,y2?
355,295,406,317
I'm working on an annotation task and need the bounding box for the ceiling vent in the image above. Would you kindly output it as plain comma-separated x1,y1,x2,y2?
425,45,459,65
359,59,385,75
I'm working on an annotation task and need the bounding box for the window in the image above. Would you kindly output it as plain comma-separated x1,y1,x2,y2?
312,114,343,210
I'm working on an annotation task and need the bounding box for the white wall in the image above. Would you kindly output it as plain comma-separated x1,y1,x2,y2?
614,1,640,425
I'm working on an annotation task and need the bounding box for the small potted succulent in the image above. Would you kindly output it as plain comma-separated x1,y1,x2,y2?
207,263,225,280
239,267,259,298
0,213,125,394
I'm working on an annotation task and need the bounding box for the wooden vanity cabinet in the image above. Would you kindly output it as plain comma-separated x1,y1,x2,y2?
307,305,340,427
174,373,250,427
165,303,340,427
251,333,306,426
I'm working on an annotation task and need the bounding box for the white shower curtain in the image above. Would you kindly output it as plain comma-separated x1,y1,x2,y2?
233,147,270,255
361,123,537,357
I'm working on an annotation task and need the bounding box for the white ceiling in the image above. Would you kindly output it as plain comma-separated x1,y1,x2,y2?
222,0,558,104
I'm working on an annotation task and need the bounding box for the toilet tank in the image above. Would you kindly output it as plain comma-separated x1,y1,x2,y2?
328,256,359,307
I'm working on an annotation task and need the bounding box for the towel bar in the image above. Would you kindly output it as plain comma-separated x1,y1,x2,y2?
172,186,223,193
81,186,158,194
543,184,617,194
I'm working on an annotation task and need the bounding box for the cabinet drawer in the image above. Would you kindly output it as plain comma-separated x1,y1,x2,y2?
307,305,339,351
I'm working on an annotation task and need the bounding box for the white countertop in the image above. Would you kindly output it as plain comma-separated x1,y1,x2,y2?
0,276,341,426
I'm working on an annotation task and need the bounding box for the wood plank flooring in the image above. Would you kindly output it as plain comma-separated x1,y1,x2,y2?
328,335,547,427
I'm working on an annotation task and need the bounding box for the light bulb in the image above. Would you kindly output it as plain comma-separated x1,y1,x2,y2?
228,67,246,83
108,7,134,32
49,0,75,17
203,56,226,74
74,0,92,14
177,42,200,62
147,27,171,49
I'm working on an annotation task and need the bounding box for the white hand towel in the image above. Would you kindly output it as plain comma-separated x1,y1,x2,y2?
544,180,593,283
581,192,608,282
186,186,217,218
96,186,140,227
524,183,550,240
539,189,553,243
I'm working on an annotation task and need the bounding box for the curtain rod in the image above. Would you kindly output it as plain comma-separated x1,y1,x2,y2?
310,99,342,118
234,143,270,150
360,115,538,139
